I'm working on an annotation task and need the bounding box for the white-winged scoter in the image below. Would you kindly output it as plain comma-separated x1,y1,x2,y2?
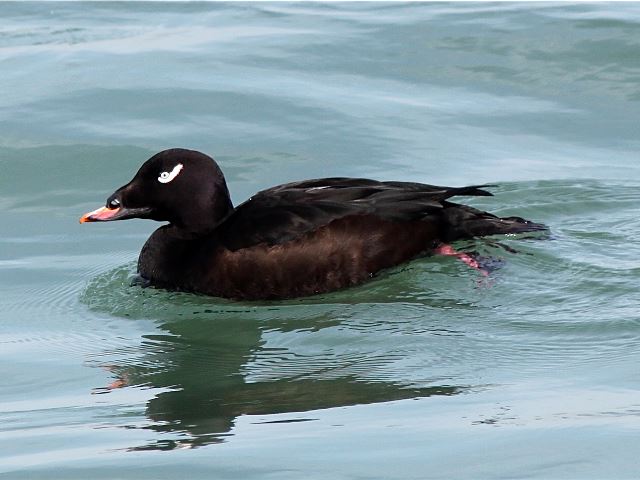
80,148,545,300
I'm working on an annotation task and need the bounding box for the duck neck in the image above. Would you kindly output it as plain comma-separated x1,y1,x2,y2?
170,183,234,238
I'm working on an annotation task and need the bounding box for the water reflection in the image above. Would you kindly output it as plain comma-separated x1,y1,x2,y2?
94,311,463,450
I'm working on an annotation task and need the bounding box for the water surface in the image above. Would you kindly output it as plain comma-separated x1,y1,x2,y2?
1,2,640,479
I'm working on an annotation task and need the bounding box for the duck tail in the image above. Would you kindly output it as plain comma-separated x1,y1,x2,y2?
442,204,547,241
488,215,548,236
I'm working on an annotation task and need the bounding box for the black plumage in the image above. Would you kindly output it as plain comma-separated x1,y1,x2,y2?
81,149,545,300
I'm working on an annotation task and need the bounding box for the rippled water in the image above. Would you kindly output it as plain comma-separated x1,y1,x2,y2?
2,3,640,479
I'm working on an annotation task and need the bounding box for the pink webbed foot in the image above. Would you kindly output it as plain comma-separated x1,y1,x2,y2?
433,243,489,277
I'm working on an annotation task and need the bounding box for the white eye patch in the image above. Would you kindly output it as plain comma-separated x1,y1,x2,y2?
158,163,183,184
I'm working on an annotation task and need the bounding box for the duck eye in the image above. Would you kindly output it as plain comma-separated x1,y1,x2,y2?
158,163,184,184
108,198,120,209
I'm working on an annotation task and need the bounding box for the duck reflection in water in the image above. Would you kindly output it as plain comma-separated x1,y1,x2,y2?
93,308,464,451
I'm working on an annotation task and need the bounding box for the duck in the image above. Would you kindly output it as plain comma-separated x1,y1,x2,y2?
80,148,545,300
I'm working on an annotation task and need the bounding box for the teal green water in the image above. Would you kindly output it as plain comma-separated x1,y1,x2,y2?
2,2,640,478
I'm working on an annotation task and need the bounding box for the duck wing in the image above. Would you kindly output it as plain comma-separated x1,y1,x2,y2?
216,177,494,251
